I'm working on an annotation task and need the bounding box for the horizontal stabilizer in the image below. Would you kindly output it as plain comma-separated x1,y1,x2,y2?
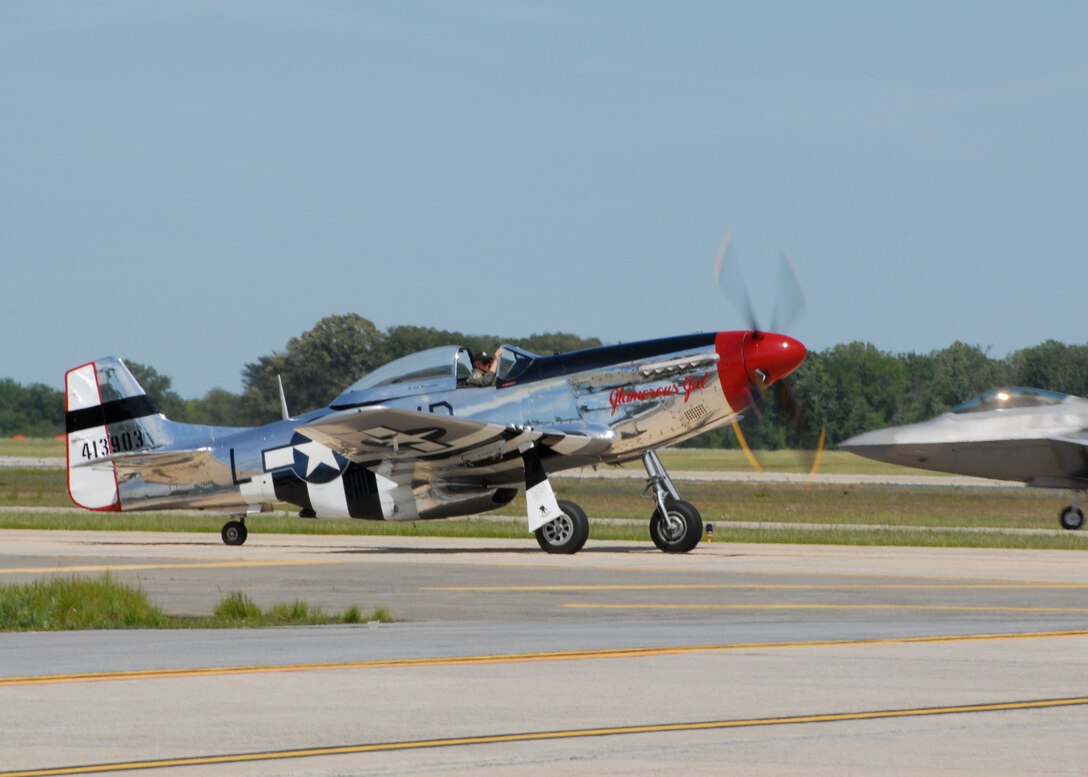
75,448,230,486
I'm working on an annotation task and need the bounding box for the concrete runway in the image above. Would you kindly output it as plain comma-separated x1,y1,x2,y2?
2,529,1088,775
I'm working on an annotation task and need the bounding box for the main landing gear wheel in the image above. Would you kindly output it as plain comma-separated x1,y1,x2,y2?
222,519,248,546
650,499,703,554
535,499,590,555
1060,506,1084,531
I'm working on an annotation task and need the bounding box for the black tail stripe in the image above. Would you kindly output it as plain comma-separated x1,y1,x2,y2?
65,396,158,434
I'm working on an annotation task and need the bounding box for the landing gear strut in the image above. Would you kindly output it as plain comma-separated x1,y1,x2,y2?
643,450,703,553
1060,492,1085,531
221,517,248,546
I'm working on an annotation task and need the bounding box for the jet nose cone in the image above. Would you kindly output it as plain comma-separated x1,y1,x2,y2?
839,428,893,450
744,332,806,387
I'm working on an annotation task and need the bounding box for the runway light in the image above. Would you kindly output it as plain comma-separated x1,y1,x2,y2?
706,522,714,542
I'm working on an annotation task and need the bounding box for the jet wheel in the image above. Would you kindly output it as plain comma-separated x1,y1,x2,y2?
650,499,702,553
1060,506,1084,531
535,499,589,555
222,520,248,546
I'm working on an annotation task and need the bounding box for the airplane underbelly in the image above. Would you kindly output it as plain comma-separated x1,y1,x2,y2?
885,440,1062,483
257,461,518,522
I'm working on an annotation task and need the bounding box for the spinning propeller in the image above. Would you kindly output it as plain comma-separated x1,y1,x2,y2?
713,233,825,477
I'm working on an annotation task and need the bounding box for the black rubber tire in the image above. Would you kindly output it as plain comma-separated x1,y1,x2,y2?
1060,506,1084,531
221,520,248,546
649,499,703,553
534,499,590,554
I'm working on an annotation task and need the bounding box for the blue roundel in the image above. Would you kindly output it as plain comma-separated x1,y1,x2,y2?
287,433,349,484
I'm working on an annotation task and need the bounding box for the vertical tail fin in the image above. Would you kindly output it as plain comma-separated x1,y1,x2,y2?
65,357,163,511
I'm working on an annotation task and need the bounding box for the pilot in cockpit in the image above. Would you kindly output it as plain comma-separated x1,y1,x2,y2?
467,348,503,387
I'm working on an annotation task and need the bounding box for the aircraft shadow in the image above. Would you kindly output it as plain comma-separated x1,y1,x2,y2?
77,538,659,555
77,539,741,558
329,544,656,556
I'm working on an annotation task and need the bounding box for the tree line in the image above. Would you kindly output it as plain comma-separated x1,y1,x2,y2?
6,314,1086,448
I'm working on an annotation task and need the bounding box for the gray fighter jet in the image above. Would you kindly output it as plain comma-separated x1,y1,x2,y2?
839,387,1088,530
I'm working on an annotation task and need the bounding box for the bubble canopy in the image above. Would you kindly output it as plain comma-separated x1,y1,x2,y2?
330,344,540,406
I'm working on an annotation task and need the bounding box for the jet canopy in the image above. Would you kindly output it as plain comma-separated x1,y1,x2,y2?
950,386,1069,414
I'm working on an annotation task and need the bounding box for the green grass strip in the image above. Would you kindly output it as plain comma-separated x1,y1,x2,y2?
0,575,392,631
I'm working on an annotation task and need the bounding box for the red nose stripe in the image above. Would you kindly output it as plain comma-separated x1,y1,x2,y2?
715,331,752,412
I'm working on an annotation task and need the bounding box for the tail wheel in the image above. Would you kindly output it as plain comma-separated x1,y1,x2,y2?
650,499,702,553
1060,506,1084,531
535,499,590,554
222,520,248,546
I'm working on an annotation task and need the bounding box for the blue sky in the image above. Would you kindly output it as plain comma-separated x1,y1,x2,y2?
3,1,1086,397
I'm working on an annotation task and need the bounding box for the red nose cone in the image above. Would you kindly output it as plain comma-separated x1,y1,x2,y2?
714,331,807,412
744,332,806,386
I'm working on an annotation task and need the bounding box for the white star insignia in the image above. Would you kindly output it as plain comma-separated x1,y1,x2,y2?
296,441,344,477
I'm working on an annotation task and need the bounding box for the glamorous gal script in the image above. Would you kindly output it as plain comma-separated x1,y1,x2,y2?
608,373,710,415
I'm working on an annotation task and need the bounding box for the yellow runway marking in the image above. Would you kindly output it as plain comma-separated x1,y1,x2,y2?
564,603,1088,613
3,696,1087,776
0,559,345,575
3,629,1087,687
423,582,1088,591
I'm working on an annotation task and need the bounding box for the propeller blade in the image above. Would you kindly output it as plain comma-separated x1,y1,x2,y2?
770,247,806,333
775,378,824,476
730,418,764,473
806,426,826,482
714,232,760,332
775,380,804,443
742,383,764,420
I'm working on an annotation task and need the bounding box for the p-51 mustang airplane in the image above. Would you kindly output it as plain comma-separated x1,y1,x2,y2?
840,387,1088,530
66,329,805,554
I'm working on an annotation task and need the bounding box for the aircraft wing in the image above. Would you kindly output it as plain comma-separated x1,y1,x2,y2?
74,448,233,486
296,406,612,470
